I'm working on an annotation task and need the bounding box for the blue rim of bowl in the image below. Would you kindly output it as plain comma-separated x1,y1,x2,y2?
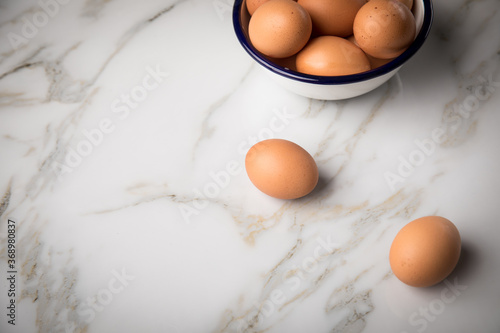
232,0,433,85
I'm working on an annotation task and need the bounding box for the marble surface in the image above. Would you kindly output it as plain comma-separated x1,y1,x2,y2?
1,0,499,332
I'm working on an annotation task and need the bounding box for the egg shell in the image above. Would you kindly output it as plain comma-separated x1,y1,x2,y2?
353,0,416,59
368,0,413,10
248,0,312,58
298,0,366,37
396,0,413,10
389,216,462,288
347,35,394,69
245,139,318,200
246,0,271,15
296,36,371,76
265,54,298,71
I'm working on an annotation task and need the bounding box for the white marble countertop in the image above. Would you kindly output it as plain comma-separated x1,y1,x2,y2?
1,0,499,332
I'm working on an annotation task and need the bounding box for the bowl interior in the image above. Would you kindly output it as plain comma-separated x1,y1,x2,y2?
233,0,433,85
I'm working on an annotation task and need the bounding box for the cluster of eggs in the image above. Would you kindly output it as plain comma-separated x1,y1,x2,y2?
245,139,461,288
247,0,416,76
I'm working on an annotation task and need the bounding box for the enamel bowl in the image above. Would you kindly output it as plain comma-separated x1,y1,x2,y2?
233,0,433,100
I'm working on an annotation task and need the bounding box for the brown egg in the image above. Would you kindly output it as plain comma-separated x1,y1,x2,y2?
245,139,318,199
353,0,416,59
246,0,271,15
296,36,371,76
396,0,413,10
347,35,394,69
389,216,462,288
265,54,298,71
365,54,394,69
368,0,413,10
298,0,366,37
248,0,312,58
